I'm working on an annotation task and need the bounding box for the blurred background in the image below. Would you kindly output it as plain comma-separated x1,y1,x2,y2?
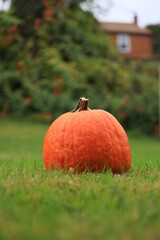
0,0,160,135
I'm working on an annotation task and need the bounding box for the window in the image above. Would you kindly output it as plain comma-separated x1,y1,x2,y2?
117,34,131,53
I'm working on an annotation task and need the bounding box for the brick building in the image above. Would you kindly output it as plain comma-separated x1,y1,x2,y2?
100,16,153,60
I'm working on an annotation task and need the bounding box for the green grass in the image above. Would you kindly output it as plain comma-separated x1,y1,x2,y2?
0,119,160,240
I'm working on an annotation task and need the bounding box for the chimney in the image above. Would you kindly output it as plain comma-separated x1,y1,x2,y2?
134,14,138,25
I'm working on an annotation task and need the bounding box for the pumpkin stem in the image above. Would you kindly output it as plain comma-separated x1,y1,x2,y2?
71,97,89,112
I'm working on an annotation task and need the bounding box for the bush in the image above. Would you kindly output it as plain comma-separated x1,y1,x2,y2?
0,1,159,135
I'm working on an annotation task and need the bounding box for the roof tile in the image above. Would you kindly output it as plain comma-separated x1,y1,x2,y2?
100,22,151,35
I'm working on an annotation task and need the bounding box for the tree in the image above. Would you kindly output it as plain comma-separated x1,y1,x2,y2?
147,24,160,57
0,0,158,134
0,0,119,119
81,0,112,18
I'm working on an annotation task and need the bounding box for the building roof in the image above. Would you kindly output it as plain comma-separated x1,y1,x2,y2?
100,22,152,35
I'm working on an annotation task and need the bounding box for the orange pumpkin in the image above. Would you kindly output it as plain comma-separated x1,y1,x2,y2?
43,97,131,173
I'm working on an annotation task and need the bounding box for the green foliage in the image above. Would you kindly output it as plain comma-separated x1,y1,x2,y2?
0,1,159,135
124,61,159,135
147,24,160,56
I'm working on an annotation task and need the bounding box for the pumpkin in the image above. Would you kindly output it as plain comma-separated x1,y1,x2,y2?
43,97,131,173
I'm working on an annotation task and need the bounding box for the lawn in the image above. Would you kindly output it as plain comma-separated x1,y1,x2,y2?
0,119,160,240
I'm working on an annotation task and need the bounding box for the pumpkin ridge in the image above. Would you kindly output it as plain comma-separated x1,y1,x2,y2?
97,110,114,156
99,110,116,171
63,113,74,169
51,118,60,169
74,111,93,171
104,111,131,172
100,110,120,172
61,114,68,169
82,111,92,170
104,111,123,172
71,113,76,170
88,110,102,170
91,110,111,170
